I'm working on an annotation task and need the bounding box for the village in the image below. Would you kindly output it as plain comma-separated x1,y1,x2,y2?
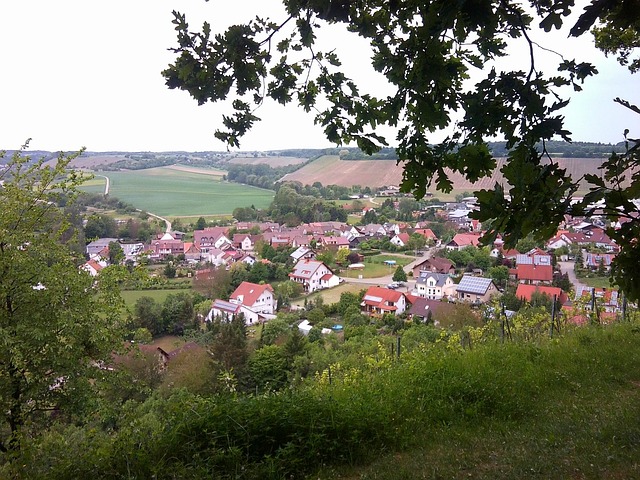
82,187,627,341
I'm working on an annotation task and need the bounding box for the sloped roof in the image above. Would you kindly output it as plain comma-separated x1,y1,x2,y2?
516,284,565,303
409,297,456,318
516,263,553,282
230,281,273,306
415,272,451,286
290,259,330,279
362,286,405,310
211,299,241,314
457,276,495,295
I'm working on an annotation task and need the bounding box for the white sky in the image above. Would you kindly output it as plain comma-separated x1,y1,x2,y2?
0,1,637,153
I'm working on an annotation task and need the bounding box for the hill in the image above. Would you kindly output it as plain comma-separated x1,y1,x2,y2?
279,155,608,191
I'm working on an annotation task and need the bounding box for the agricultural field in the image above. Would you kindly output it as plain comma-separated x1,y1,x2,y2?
80,166,274,216
281,155,607,194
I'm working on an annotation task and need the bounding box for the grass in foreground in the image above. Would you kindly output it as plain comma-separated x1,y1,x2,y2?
6,322,640,479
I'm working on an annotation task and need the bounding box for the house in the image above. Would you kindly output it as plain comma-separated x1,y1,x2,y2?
390,232,411,248
206,299,242,323
361,286,409,316
290,246,316,262
184,242,203,262
228,281,277,324
412,257,455,277
515,263,553,284
413,228,439,245
445,233,482,250
289,259,340,293
150,233,184,259
516,284,568,305
575,285,622,314
318,235,351,250
584,252,615,271
86,238,118,258
232,233,259,251
81,258,106,276
193,227,232,252
456,276,499,303
408,297,456,324
412,272,456,300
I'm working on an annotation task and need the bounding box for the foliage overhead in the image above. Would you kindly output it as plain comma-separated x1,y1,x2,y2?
163,1,639,299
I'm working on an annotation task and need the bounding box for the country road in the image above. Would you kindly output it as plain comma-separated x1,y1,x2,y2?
95,174,110,195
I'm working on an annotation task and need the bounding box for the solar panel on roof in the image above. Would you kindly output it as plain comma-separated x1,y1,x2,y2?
458,276,492,295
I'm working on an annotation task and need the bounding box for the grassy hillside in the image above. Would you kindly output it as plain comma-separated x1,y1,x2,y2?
8,321,640,479
281,155,608,193
80,166,274,216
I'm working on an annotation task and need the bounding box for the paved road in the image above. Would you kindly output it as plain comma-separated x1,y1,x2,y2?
95,174,110,195
558,261,587,294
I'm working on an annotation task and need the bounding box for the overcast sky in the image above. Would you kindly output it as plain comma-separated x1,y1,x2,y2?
1,1,637,153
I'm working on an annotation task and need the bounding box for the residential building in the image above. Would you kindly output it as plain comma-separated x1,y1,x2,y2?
412,272,456,300
456,276,499,303
289,259,340,293
412,257,455,277
361,286,409,316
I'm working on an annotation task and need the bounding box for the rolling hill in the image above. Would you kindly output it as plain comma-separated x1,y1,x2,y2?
279,155,608,192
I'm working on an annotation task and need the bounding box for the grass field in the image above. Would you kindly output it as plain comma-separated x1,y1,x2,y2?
80,166,274,216
340,254,415,278
290,282,366,307
120,288,186,311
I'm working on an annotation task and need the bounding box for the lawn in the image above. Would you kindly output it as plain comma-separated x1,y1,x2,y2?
340,253,414,278
80,167,274,216
290,282,366,308
120,288,187,311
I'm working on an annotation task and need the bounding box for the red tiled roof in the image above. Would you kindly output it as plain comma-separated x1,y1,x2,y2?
516,264,553,282
516,284,566,303
230,281,273,306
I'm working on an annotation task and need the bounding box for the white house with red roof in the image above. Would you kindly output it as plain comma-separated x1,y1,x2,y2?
229,281,277,324
390,232,411,247
207,282,277,325
81,258,107,277
361,286,409,316
289,259,340,293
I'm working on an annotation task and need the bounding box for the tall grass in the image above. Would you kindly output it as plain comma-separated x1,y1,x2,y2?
7,322,640,479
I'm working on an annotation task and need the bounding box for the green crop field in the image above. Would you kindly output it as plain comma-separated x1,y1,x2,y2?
80,167,274,216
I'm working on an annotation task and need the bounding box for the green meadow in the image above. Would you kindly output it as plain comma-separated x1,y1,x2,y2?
81,167,274,216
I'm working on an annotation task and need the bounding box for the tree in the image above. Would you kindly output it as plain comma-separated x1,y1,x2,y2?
108,241,124,265
0,147,125,451
194,216,207,230
392,265,407,282
163,2,640,300
134,296,164,336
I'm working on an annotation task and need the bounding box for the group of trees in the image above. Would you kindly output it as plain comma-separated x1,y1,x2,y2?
0,148,126,452
268,183,348,225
